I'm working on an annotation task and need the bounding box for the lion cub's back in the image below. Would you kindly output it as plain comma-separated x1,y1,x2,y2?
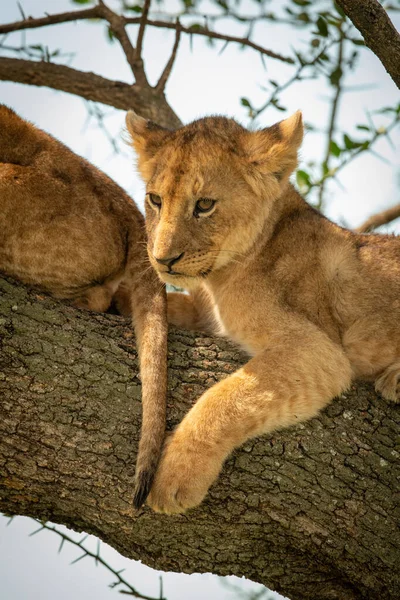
0,105,136,296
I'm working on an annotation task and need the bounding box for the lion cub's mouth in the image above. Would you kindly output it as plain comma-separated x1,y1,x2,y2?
157,266,212,281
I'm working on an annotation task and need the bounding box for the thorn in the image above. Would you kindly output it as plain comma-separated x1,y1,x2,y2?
58,537,65,554
29,525,45,537
17,1,26,20
70,553,87,565
78,534,89,546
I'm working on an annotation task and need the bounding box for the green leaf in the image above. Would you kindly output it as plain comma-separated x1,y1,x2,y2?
240,97,251,108
316,16,329,37
107,26,116,43
292,0,311,5
271,98,286,111
329,66,342,86
356,125,370,131
329,140,341,157
72,0,92,4
351,38,365,46
297,12,311,23
296,169,311,190
333,2,346,18
343,134,366,150
126,5,143,13
188,23,205,32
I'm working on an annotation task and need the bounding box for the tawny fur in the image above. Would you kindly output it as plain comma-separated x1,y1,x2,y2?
126,109,400,515
0,105,168,507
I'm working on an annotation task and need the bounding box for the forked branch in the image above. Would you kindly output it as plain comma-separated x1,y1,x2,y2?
97,0,146,86
0,57,181,128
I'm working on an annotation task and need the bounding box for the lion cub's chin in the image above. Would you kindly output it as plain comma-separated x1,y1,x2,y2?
159,272,206,290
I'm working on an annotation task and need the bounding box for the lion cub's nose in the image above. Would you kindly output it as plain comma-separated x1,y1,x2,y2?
155,252,184,268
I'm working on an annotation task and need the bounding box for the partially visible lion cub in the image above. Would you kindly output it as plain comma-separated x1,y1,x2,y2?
126,109,400,514
0,105,167,507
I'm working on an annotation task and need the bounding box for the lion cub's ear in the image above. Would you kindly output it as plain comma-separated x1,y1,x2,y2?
126,110,170,181
244,111,303,185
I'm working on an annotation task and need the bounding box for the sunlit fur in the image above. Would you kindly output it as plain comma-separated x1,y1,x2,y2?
127,109,400,514
0,105,168,508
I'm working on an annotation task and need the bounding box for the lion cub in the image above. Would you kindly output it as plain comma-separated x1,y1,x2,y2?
126,109,400,515
0,105,167,507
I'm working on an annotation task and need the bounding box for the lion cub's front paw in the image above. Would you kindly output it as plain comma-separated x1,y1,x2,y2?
147,433,223,514
375,362,400,403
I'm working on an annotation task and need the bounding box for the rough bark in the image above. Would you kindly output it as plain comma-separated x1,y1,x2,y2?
0,274,399,600
336,0,400,89
0,58,181,129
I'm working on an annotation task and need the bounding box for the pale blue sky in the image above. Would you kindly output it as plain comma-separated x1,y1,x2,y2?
0,1,399,599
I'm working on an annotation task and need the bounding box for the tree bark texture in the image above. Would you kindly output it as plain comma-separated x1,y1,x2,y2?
0,58,181,129
0,275,399,600
336,0,400,89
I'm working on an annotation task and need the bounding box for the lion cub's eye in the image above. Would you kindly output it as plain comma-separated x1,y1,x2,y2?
194,198,216,217
148,193,162,208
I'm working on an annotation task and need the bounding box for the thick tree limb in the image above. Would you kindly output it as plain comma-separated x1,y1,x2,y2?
356,202,400,232
0,57,181,128
0,274,399,600
336,0,400,89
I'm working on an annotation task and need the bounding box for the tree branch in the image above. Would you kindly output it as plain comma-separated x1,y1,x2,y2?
0,5,99,34
317,27,345,211
98,0,147,86
356,202,400,232
155,21,181,94
0,57,181,128
0,274,399,600
335,0,400,89
134,0,151,68
0,6,294,65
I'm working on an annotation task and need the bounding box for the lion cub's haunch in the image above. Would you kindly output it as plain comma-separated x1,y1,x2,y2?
0,105,167,507
126,109,400,515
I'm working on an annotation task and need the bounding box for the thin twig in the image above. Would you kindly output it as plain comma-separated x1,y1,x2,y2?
155,20,181,93
317,26,345,211
135,0,151,64
0,7,294,65
0,6,100,34
148,20,293,64
27,520,167,600
310,114,400,192
252,38,338,120
356,202,400,232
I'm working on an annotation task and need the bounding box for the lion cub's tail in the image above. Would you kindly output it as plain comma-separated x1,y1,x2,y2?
128,261,168,509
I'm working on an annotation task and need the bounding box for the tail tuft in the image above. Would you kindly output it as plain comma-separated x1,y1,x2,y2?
133,469,155,509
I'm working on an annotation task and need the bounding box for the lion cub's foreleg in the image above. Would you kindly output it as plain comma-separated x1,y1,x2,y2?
148,322,352,514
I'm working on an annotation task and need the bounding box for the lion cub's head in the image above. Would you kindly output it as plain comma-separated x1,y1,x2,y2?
126,111,303,289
